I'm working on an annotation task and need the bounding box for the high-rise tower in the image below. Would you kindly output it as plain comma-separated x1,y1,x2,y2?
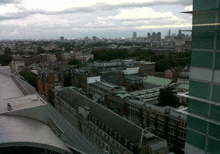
133,32,137,39
168,29,171,38
185,0,220,154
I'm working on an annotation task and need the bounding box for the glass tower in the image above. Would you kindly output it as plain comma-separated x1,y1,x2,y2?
185,0,220,154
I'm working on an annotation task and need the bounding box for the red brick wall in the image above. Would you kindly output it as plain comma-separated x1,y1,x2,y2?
44,82,50,100
48,73,54,83
38,79,43,94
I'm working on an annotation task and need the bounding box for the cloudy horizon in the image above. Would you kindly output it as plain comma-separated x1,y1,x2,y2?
0,0,192,40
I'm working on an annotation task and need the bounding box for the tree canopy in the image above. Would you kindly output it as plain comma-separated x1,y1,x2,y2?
92,49,130,61
4,47,12,55
20,71,38,90
0,54,12,66
68,59,82,65
157,87,180,108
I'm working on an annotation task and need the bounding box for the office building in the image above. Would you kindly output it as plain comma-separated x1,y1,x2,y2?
60,36,64,42
168,29,171,39
184,0,220,154
54,87,169,154
152,32,156,41
157,32,161,41
147,33,151,40
178,29,182,36
132,32,137,39
105,88,187,150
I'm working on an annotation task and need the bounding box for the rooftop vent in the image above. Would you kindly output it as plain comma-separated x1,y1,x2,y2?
7,103,12,111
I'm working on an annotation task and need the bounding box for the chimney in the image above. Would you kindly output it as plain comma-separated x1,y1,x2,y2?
7,103,12,111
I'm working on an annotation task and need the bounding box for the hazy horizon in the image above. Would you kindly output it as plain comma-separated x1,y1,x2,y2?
0,0,192,40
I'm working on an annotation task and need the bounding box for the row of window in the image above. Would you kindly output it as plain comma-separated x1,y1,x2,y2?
186,129,220,153
189,98,220,121
169,119,187,128
88,122,128,154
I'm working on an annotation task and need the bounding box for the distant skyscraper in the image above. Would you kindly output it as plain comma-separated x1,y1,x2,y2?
178,29,182,36
168,29,171,38
185,0,220,154
157,32,161,41
133,32,137,39
147,33,151,40
152,32,156,41
92,36,97,42
60,36,64,42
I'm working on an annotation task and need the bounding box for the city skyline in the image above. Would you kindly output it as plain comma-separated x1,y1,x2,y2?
0,0,192,39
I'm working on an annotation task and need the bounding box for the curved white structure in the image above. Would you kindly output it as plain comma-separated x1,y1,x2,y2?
0,115,71,154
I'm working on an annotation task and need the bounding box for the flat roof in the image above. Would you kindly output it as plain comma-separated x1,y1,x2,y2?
145,76,172,86
90,81,118,91
0,94,45,114
30,70,38,75
177,84,189,90
1,93,102,154
0,73,24,102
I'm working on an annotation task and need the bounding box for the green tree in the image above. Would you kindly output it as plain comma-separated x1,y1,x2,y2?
65,47,72,52
20,71,38,90
37,47,46,54
64,75,72,87
155,58,172,72
4,47,11,54
0,54,12,66
16,51,25,55
36,59,41,64
157,87,180,108
68,59,81,65
87,58,94,63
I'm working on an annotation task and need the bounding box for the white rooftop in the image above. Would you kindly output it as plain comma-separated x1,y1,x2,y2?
0,72,24,102
0,94,45,114
0,115,71,154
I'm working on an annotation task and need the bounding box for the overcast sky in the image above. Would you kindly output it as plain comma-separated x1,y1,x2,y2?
0,0,192,40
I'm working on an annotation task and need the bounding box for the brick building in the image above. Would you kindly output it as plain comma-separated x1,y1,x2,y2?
54,87,169,154
37,68,61,101
105,89,187,152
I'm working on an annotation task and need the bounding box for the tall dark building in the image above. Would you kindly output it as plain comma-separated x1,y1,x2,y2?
147,32,151,40
157,32,161,41
60,36,64,42
152,32,156,41
178,29,182,36
132,32,137,39
168,29,171,39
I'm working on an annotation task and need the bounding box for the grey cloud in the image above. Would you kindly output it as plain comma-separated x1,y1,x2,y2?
0,0,21,4
0,0,192,21
107,17,172,22
93,0,192,10
0,16,24,20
